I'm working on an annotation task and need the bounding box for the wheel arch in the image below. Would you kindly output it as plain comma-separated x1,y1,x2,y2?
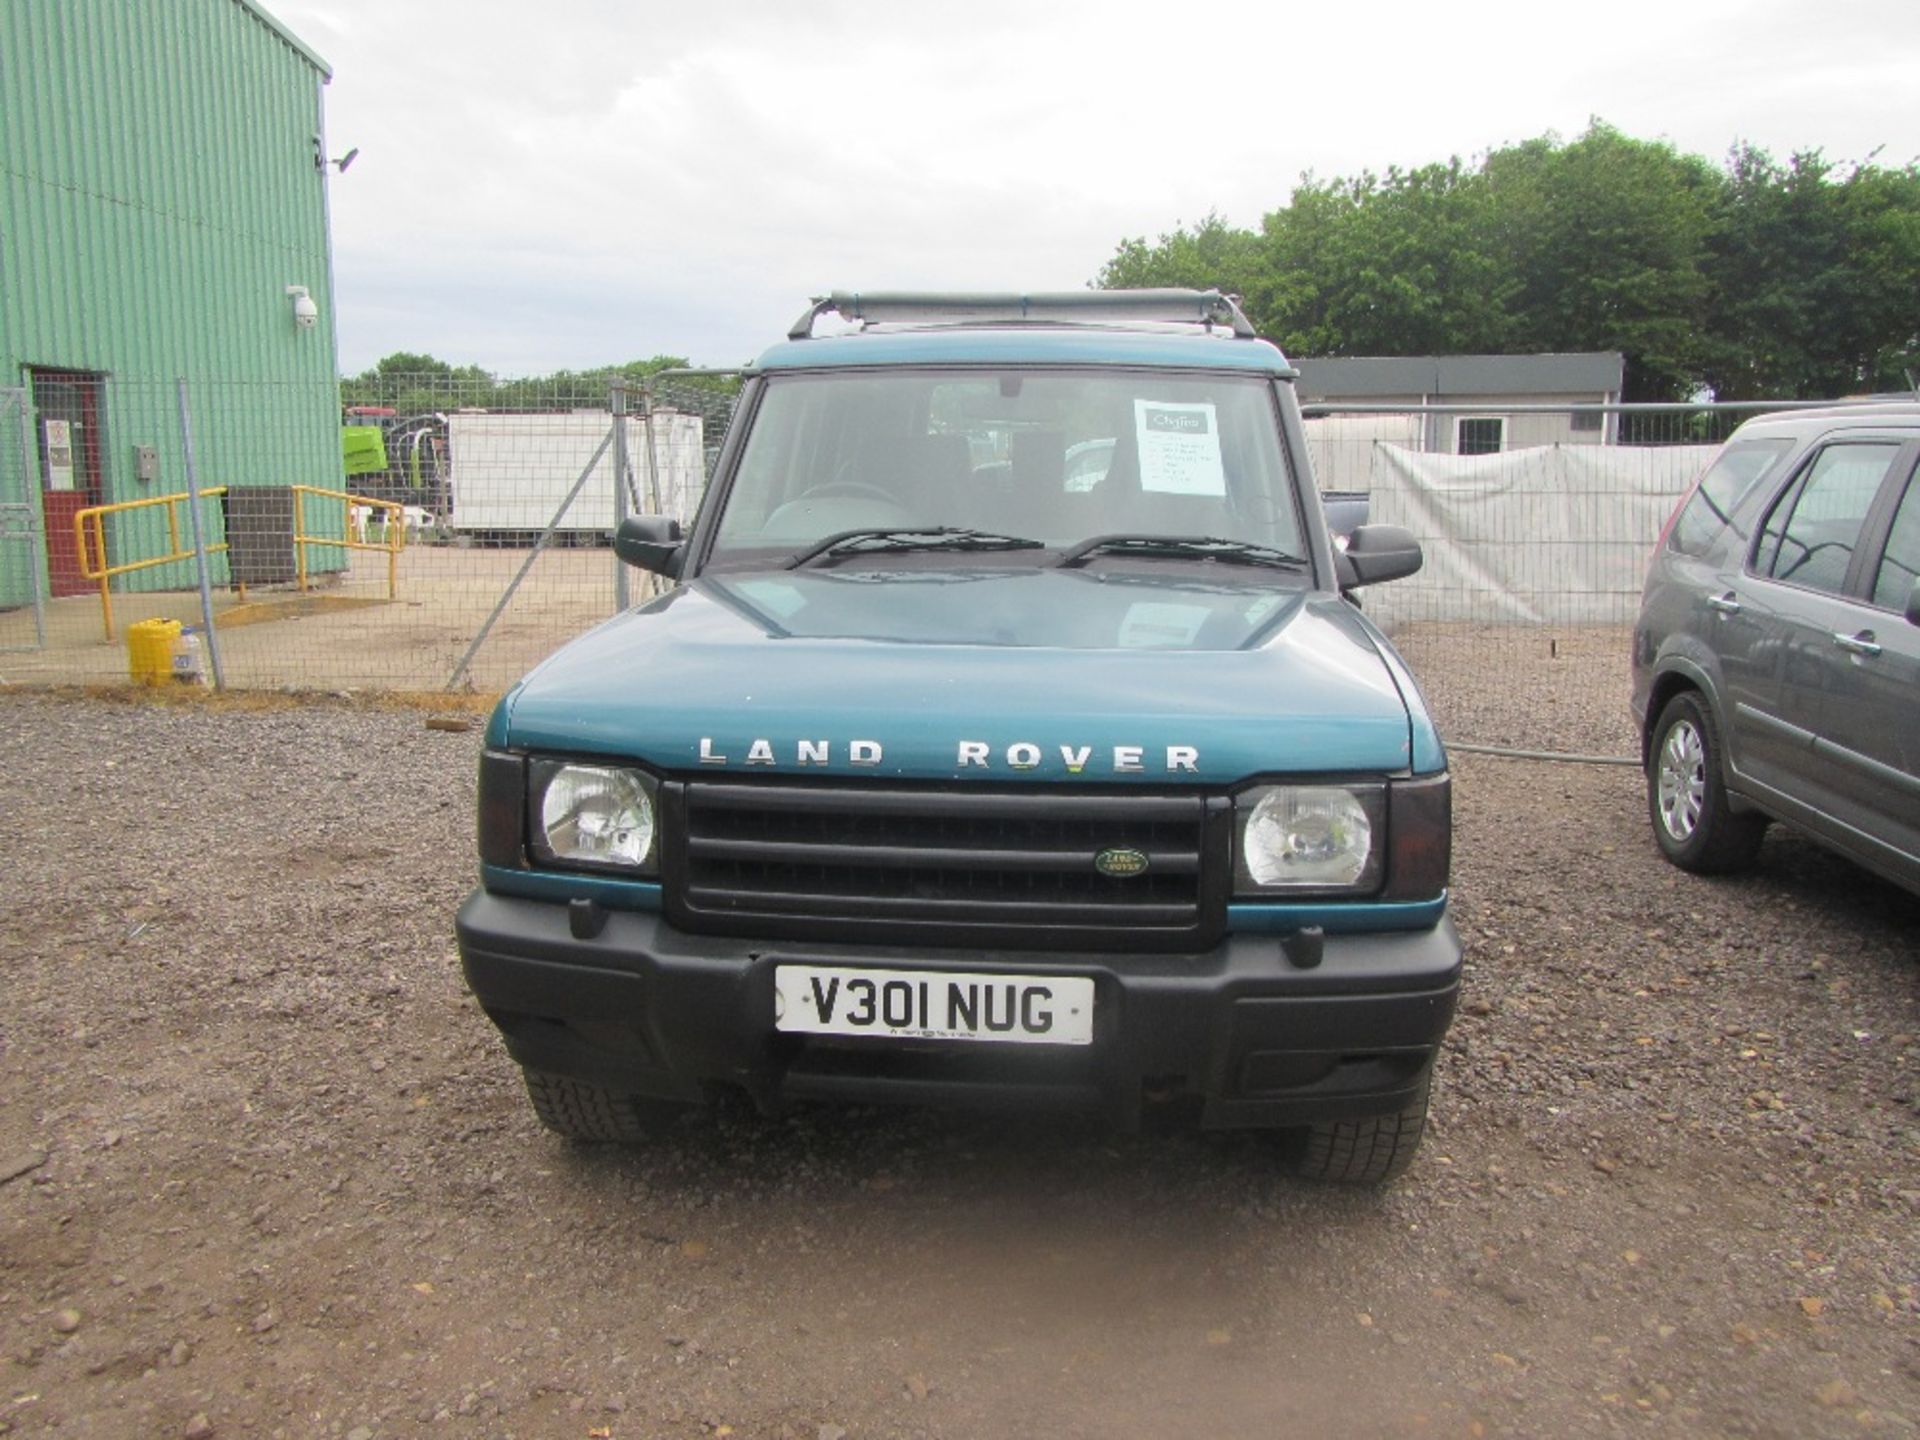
1641,658,1718,770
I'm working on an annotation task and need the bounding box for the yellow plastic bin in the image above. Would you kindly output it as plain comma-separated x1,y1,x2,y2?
127,618,183,686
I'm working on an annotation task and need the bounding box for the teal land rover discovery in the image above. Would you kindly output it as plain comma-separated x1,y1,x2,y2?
456,290,1460,1182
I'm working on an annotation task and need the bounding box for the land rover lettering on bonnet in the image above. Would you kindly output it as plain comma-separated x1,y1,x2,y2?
455,289,1461,1184
694,736,1201,773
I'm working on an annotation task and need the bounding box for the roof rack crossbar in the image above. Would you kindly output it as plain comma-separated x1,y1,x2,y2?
787,289,1257,341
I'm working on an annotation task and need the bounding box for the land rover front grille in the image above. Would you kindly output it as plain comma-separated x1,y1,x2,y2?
669,779,1224,949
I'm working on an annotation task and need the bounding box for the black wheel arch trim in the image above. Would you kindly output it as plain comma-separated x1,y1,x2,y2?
1641,656,1720,768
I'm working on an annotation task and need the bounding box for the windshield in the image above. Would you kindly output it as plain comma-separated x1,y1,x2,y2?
707,368,1303,570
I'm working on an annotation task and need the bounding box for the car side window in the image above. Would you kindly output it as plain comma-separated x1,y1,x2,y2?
1669,438,1790,557
1872,476,1920,611
1755,442,1900,596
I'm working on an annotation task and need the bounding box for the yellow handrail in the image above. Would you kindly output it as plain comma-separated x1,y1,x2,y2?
73,488,229,641
73,485,407,641
290,485,404,602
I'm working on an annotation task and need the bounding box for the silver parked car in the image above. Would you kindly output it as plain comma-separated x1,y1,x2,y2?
1631,403,1920,895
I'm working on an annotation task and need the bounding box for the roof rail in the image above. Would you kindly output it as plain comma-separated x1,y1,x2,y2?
787,289,1258,341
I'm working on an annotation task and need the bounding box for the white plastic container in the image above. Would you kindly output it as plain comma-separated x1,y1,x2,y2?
172,627,207,685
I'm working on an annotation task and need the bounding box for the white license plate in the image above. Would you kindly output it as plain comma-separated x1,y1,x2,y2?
773,965,1094,1046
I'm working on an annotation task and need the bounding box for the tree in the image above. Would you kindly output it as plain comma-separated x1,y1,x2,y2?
1095,213,1264,299
341,353,738,413
1480,124,1721,400
1092,122,1920,401
1840,161,1920,393
341,352,494,414
1260,160,1514,359
1704,146,1920,399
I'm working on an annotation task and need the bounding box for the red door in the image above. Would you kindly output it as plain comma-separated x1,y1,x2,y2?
42,490,91,597
30,369,106,597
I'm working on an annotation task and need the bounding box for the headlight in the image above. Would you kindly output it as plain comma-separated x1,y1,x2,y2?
1235,785,1383,892
530,762,658,873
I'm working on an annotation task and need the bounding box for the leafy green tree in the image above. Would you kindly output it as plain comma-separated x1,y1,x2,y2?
1480,124,1720,399
1092,122,1920,401
1705,146,1920,398
1096,212,1264,297
341,352,494,414
364,351,453,379
1262,160,1515,359
342,352,739,414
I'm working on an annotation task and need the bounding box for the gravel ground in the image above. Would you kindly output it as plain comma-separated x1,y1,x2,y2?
1,692,1915,1439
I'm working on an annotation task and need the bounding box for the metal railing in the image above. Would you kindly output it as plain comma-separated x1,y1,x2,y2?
294,484,404,596
73,487,231,640
1298,397,1885,448
73,484,404,640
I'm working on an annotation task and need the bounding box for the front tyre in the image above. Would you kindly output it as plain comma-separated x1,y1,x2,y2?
521,1068,673,1143
1648,691,1766,874
1289,1078,1430,1185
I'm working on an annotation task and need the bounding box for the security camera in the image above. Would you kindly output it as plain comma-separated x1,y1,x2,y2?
286,284,319,329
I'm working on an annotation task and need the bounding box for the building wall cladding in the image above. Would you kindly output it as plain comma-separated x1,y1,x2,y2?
0,0,341,600
1429,395,1611,454
1295,353,1626,454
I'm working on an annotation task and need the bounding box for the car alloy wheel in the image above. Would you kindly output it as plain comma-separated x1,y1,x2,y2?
1656,718,1706,842
1647,691,1766,874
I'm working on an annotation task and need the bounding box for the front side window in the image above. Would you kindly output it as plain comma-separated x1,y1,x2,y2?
1873,476,1920,611
708,369,1300,568
1755,442,1900,596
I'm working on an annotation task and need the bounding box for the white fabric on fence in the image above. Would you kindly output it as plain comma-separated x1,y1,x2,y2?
1351,442,1720,627
446,413,705,532
1303,414,1424,495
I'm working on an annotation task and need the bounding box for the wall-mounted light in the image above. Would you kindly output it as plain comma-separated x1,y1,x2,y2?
285,284,318,330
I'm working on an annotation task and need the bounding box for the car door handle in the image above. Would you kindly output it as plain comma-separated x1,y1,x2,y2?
1832,630,1881,657
1706,593,1742,616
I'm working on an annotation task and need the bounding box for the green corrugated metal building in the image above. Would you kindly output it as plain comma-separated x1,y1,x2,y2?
0,0,344,607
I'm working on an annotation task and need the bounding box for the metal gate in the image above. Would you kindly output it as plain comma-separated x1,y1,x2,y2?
0,387,48,651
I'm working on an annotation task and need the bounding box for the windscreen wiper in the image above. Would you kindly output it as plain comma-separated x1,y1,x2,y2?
1054,534,1309,570
786,527,1045,570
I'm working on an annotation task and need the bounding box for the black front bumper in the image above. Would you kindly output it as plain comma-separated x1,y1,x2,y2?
456,888,1462,1131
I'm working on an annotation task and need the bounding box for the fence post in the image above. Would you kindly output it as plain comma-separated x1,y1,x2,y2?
174,379,226,690
641,377,666,516
2,388,48,650
611,380,630,613
444,427,614,692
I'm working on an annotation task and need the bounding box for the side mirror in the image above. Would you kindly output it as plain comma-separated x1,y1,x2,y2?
614,514,683,576
1341,524,1423,588
1906,578,1920,628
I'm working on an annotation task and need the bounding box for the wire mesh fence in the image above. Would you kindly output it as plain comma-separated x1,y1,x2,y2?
0,372,742,696
1300,400,1826,756
0,378,1833,757
0,387,48,652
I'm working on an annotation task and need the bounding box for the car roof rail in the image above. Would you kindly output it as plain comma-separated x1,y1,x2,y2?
786,289,1259,341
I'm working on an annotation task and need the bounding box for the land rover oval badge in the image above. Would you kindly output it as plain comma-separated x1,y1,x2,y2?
1094,847,1149,878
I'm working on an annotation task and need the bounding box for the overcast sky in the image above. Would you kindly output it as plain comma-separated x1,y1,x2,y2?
270,0,1920,378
